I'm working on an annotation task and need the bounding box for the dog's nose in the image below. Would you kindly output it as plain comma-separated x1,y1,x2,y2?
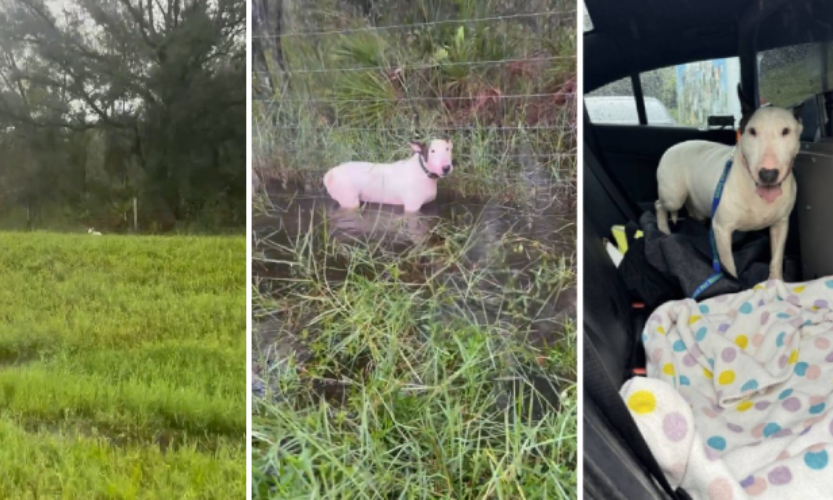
442,165,451,174
759,168,778,184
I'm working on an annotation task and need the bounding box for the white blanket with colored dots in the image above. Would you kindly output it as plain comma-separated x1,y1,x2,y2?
620,278,833,499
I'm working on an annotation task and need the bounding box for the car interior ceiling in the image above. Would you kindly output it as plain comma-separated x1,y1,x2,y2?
583,1,833,497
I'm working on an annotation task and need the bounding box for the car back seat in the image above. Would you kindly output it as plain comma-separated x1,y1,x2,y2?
583,145,691,499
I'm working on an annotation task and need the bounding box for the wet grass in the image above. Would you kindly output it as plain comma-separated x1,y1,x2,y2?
0,232,246,499
252,212,577,498
253,4,577,201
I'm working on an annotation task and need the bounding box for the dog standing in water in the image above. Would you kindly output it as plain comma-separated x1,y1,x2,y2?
655,86,803,280
323,139,453,213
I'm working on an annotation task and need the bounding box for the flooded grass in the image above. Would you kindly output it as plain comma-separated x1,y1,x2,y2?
252,190,577,498
0,233,245,499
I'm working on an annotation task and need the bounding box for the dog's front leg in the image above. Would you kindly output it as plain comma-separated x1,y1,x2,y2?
768,218,789,281
713,223,737,278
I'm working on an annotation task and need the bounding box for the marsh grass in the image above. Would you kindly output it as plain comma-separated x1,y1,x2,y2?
252,209,577,498
253,3,577,200
0,233,246,499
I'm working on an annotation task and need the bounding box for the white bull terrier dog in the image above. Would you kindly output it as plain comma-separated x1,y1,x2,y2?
655,85,803,281
323,139,453,213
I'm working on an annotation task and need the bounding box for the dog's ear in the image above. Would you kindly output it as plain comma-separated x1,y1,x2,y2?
737,83,754,133
409,142,423,154
792,102,804,123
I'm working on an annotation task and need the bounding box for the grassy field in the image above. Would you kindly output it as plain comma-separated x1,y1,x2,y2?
0,232,246,499
252,214,577,498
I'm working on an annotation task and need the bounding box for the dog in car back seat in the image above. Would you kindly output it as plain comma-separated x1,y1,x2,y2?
655,85,803,281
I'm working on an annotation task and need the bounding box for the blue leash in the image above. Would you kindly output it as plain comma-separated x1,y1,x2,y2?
691,153,734,300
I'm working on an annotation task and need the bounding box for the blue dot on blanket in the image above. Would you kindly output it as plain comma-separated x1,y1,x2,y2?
779,389,793,400
700,304,710,314
740,302,753,314
741,380,758,392
805,450,829,470
707,436,726,450
776,332,786,346
680,376,690,386
695,327,708,342
763,423,782,438
777,313,791,319
673,340,686,352
642,333,648,343
825,279,833,289
708,358,715,367
810,403,826,415
795,362,809,376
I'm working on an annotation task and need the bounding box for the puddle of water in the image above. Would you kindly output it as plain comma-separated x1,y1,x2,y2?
253,174,576,413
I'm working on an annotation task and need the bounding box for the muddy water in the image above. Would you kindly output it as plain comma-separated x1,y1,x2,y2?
253,178,577,413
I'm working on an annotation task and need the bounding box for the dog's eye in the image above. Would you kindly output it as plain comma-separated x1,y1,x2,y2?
446,148,449,151
782,128,790,136
750,127,757,137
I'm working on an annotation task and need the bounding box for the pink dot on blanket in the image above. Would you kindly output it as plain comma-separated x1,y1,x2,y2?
807,365,822,380
707,477,734,500
651,348,663,363
753,334,765,347
810,395,826,405
683,354,697,367
752,423,765,438
787,295,800,306
663,412,688,442
778,355,788,369
691,343,704,357
743,476,768,496
810,443,826,452
815,338,831,349
778,450,790,460
703,407,719,419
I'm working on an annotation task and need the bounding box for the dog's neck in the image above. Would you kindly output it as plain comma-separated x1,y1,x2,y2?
417,154,439,180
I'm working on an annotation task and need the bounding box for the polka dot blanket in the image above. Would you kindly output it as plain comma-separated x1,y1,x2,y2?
621,278,833,499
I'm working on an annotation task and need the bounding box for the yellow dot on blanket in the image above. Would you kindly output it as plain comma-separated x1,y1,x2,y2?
788,349,799,365
657,326,665,335
627,391,657,415
663,363,675,376
794,285,806,293
735,335,749,350
754,284,766,290
689,315,702,325
703,368,714,379
718,370,735,385
737,401,753,412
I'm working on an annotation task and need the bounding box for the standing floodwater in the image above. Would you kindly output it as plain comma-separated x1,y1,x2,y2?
251,0,577,496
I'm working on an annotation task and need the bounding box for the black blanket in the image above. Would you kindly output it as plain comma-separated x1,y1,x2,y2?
618,212,799,308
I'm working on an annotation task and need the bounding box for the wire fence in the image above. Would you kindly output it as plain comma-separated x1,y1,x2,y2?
253,6,577,193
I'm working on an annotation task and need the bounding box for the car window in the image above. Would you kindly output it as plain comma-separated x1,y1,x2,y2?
583,2,593,33
586,57,742,128
758,41,832,108
585,77,638,124
642,57,741,128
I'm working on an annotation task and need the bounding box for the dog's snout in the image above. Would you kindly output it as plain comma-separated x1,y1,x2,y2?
758,168,778,184
442,165,451,174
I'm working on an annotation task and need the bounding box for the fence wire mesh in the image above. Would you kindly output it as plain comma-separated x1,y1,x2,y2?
252,1,577,199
